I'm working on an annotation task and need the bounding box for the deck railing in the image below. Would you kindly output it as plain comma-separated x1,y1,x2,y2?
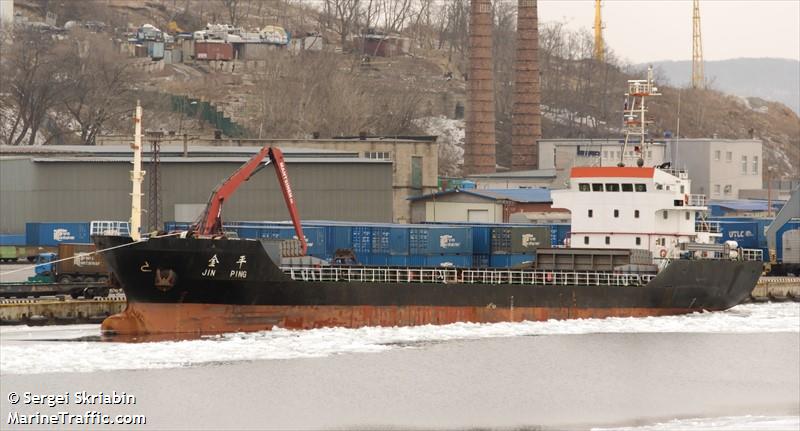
281,267,658,287
739,248,764,262
695,220,720,233
90,221,131,236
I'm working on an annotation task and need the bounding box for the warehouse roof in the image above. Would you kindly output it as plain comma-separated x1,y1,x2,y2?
466,169,557,179
0,145,359,159
709,199,785,212
409,188,552,203
30,157,390,164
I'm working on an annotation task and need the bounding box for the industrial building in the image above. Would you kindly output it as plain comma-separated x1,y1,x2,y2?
669,138,763,199
96,135,439,224
537,139,669,172
409,188,568,224
0,145,393,234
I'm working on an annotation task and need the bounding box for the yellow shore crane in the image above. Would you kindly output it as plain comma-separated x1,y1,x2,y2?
594,0,604,62
692,0,705,89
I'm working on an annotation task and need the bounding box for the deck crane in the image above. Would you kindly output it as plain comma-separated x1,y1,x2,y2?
191,146,307,255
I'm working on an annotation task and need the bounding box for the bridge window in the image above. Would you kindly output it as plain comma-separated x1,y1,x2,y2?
605,183,620,192
614,209,619,218
579,183,590,191
584,236,589,245
621,183,633,192
635,237,641,246
634,210,640,218
605,236,610,245
635,184,647,192
588,209,593,218
685,211,691,220
592,183,603,192
663,210,669,219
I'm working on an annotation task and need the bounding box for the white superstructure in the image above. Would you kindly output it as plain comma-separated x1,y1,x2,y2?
552,166,719,261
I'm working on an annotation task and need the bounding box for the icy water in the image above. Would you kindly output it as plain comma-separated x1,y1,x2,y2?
1,303,798,430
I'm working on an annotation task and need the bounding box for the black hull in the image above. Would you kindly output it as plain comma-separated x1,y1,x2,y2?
93,235,762,334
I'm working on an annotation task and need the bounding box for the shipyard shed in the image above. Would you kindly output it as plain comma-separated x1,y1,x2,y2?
409,188,570,224
0,146,392,234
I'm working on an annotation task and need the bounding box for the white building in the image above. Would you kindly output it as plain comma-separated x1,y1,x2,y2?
668,138,762,199
552,166,718,261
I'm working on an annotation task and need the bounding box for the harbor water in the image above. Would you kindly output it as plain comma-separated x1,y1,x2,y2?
1,303,798,430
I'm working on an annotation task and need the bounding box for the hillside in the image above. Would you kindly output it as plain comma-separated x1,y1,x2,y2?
645,58,800,114
3,0,798,181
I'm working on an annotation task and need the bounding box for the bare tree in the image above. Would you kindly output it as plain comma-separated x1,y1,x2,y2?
323,0,361,49
219,0,247,26
0,29,67,146
60,32,140,145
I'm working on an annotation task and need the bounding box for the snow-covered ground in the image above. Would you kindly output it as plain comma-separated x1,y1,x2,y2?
1,302,797,375
595,415,799,431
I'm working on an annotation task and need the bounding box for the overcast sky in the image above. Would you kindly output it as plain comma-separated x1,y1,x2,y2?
537,0,800,63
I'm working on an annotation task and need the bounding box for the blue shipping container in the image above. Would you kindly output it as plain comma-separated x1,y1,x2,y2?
0,234,25,246
352,226,372,253
426,254,473,268
25,222,91,246
472,226,492,254
717,221,762,250
489,254,535,268
410,227,472,255
389,227,411,255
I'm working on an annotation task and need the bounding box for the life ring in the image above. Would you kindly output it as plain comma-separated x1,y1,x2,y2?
659,249,668,258
684,194,689,204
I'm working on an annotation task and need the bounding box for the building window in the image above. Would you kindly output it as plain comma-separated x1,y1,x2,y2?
635,237,641,246
634,210,640,218
741,156,748,174
592,183,603,192
635,184,647,192
605,236,610,245
605,183,620,192
588,209,593,218
663,210,668,219
603,151,608,158
685,211,690,220
584,236,589,245
622,183,633,192
726,151,732,162
680,185,685,194
714,150,721,160
752,156,759,174
365,151,391,160
714,184,721,195
614,209,619,218
579,183,590,192
724,185,732,196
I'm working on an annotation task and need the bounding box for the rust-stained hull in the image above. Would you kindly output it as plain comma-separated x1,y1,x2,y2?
93,235,763,336
102,302,698,335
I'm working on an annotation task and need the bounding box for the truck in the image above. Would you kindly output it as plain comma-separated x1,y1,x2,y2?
1,243,111,299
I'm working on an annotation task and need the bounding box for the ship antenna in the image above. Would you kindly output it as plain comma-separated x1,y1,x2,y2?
621,66,660,167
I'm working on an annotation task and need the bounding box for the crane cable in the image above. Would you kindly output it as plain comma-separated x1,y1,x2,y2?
0,232,183,277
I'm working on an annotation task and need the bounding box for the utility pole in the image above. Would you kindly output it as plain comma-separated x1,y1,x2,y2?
130,101,145,241
692,0,705,89
147,130,165,233
593,0,604,62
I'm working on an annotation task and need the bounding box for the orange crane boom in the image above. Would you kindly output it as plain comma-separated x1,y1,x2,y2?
192,147,307,255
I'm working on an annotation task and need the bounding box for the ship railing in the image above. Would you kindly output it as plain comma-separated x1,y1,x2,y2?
695,220,720,233
687,194,706,207
90,220,131,237
739,248,764,262
281,267,658,287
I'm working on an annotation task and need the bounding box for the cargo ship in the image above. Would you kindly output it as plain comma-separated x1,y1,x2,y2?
94,155,762,335
94,72,762,335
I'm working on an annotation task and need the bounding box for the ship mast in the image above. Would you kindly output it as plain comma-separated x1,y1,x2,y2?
621,66,660,167
130,101,145,241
